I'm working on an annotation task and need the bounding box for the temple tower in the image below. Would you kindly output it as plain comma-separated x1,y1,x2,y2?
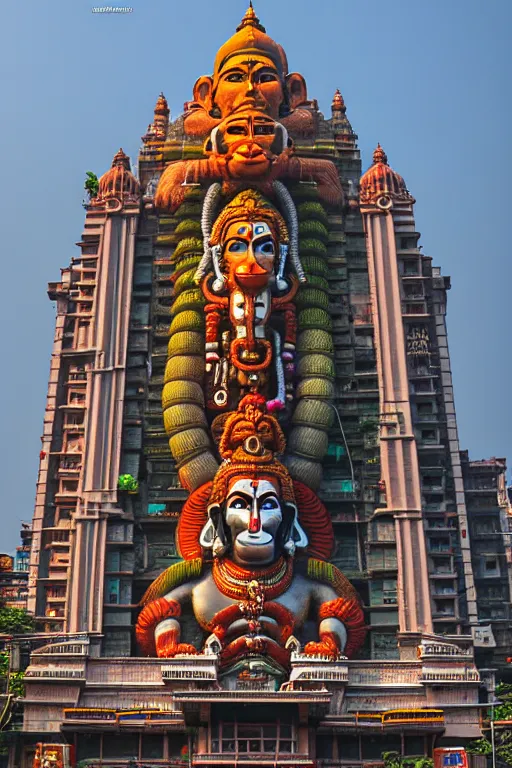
360,146,433,635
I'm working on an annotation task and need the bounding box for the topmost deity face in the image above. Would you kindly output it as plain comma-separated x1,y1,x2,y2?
213,54,284,119
188,6,308,130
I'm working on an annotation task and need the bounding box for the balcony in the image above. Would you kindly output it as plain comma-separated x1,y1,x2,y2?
402,302,428,316
351,304,373,326
25,666,85,681
192,755,312,766
58,460,82,474
348,662,421,687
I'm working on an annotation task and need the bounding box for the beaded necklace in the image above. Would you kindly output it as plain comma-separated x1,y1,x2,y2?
212,556,293,601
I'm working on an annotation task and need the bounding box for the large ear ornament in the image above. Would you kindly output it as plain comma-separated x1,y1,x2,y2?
282,502,308,555
285,73,308,110
193,75,214,113
199,518,216,550
269,123,289,156
288,503,308,549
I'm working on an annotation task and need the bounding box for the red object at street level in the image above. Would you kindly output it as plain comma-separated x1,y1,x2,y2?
433,748,468,768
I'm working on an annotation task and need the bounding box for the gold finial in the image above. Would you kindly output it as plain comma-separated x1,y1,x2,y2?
154,92,169,116
332,88,345,112
237,2,266,33
112,148,130,168
373,143,388,165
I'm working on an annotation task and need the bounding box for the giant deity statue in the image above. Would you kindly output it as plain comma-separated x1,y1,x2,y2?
136,4,366,686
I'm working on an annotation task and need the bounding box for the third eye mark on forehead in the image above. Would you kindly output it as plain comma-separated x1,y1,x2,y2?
222,63,279,82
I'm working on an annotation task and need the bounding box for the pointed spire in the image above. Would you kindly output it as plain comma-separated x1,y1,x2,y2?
96,148,140,204
154,92,169,117
331,88,345,112
373,143,388,165
112,148,130,169
237,2,266,33
151,92,170,140
360,144,414,205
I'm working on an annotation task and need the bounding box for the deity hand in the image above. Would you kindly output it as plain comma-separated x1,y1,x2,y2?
155,620,199,658
136,596,196,657
304,631,341,661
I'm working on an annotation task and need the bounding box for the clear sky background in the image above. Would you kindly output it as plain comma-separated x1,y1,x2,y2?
1,0,510,551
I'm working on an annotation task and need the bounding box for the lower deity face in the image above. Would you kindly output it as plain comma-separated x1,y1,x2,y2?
225,478,282,566
213,55,284,119
208,111,289,179
223,219,276,295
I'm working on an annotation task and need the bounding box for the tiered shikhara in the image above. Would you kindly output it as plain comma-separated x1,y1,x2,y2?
136,4,366,686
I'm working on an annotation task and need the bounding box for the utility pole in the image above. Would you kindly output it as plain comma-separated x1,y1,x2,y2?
490,680,498,768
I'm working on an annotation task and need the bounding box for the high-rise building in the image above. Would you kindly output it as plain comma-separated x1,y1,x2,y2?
461,454,512,673
16,7,494,768
0,523,32,609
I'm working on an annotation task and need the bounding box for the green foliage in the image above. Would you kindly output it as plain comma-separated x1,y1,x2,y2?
383,753,433,768
467,738,492,755
117,474,139,493
84,171,99,199
8,671,25,697
382,752,401,768
0,652,8,677
0,607,35,635
494,683,512,721
469,685,512,765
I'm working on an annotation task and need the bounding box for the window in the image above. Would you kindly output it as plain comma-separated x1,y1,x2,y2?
105,578,132,605
371,517,395,542
370,579,398,606
434,599,455,616
368,548,397,571
106,551,121,573
141,735,164,760
77,734,101,761
337,735,360,760
102,734,138,760
483,557,499,576
211,722,296,755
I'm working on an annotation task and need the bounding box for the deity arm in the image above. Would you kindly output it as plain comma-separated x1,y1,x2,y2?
155,159,217,212
269,154,343,207
135,581,199,658
304,580,365,660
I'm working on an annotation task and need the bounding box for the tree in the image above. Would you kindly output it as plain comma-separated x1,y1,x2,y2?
84,171,99,200
0,608,35,635
467,683,512,766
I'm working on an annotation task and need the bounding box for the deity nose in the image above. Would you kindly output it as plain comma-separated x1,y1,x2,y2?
249,500,261,534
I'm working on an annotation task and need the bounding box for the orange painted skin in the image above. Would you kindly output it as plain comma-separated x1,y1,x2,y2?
222,220,275,294
212,55,284,119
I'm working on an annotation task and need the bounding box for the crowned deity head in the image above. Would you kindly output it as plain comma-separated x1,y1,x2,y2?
209,189,288,295
186,5,308,134
199,395,308,565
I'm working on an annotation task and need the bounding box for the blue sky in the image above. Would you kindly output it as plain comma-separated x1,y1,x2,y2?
1,0,510,550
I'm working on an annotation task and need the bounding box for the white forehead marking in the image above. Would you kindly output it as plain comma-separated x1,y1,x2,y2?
253,222,272,237
228,479,278,498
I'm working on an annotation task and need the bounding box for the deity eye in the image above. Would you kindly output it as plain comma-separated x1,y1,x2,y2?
261,498,279,511
255,241,275,257
258,73,278,83
230,497,250,510
228,241,248,254
225,72,246,83
254,124,274,135
227,125,247,135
